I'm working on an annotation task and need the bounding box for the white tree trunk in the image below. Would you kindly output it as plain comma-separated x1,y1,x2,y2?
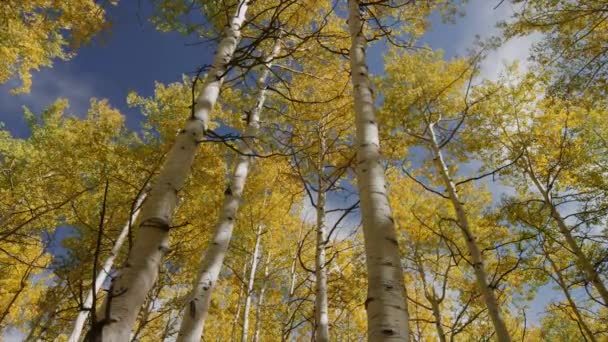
242,225,263,342
231,259,249,342
252,253,270,342
428,123,511,342
282,225,303,342
428,291,446,342
176,38,281,342
524,154,608,306
91,2,250,340
68,193,146,342
314,137,330,342
413,254,446,342
347,1,410,340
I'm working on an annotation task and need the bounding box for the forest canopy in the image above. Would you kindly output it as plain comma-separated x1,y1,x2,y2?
0,0,607,341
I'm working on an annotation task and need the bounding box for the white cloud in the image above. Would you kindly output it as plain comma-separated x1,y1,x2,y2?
478,35,539,82
0,66,99,136
433,0,539,81
300,190,360,242
2,327,25,342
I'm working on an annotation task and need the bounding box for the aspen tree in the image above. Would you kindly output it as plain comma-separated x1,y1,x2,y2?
281,224,304,342
541,240,597,342
176,38,281,342
428,123,512,342
68,193,146,342
231,259,249,342
90,1,251,339
525,156,608,306
0,98,151,339
347,1,410,340
241,225,263,342
314,148,330,342
276,36,355,340
476,70,608,308
379,48,522,341
252,253,270,342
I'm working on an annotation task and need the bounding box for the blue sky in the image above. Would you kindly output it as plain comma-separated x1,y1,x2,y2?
1,0,556,337
0,0,213,137
0,0,534,137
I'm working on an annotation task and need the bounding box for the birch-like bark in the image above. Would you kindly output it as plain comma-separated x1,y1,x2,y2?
68,193,146,342
544,248,597,341
242,225,263,342
91,2,250,340
252,253,270,342
428,291,446,342
231,259,249,342
414,256,446,342
314,135,330,342
428,123,511,342
160,310,176,341
524,153,608,306
347,1,410,340
176,38,281,342
282,225,303,342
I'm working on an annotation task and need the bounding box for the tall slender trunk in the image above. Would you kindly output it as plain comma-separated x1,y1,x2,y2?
524,153,608,307
282,225,303,342
347,1,410,340
231,259,249,342
160,310,176,341
252,253,270,342
428,291,446,342
90,2,250,340
242,225,263,342
176,38,281,342
413,255,446,342
314,185,330,342
428,123,511,342
314,134,330,342
544,248,596,342
24,313,45,342
69,193,146,342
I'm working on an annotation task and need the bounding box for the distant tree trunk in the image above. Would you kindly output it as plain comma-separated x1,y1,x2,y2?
347,1,410,340
413,254,446,342
314,134,330,342
160,310,176,341
90,1,251,340
69,193,146,342
524,152,608,307
242,225,263,342
176,38,281,342
252,253,270,342
282,224,303,342
231,259,249,342
23,313,45,342
428,123,511,342
428,292,447,342
544,246,597,342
